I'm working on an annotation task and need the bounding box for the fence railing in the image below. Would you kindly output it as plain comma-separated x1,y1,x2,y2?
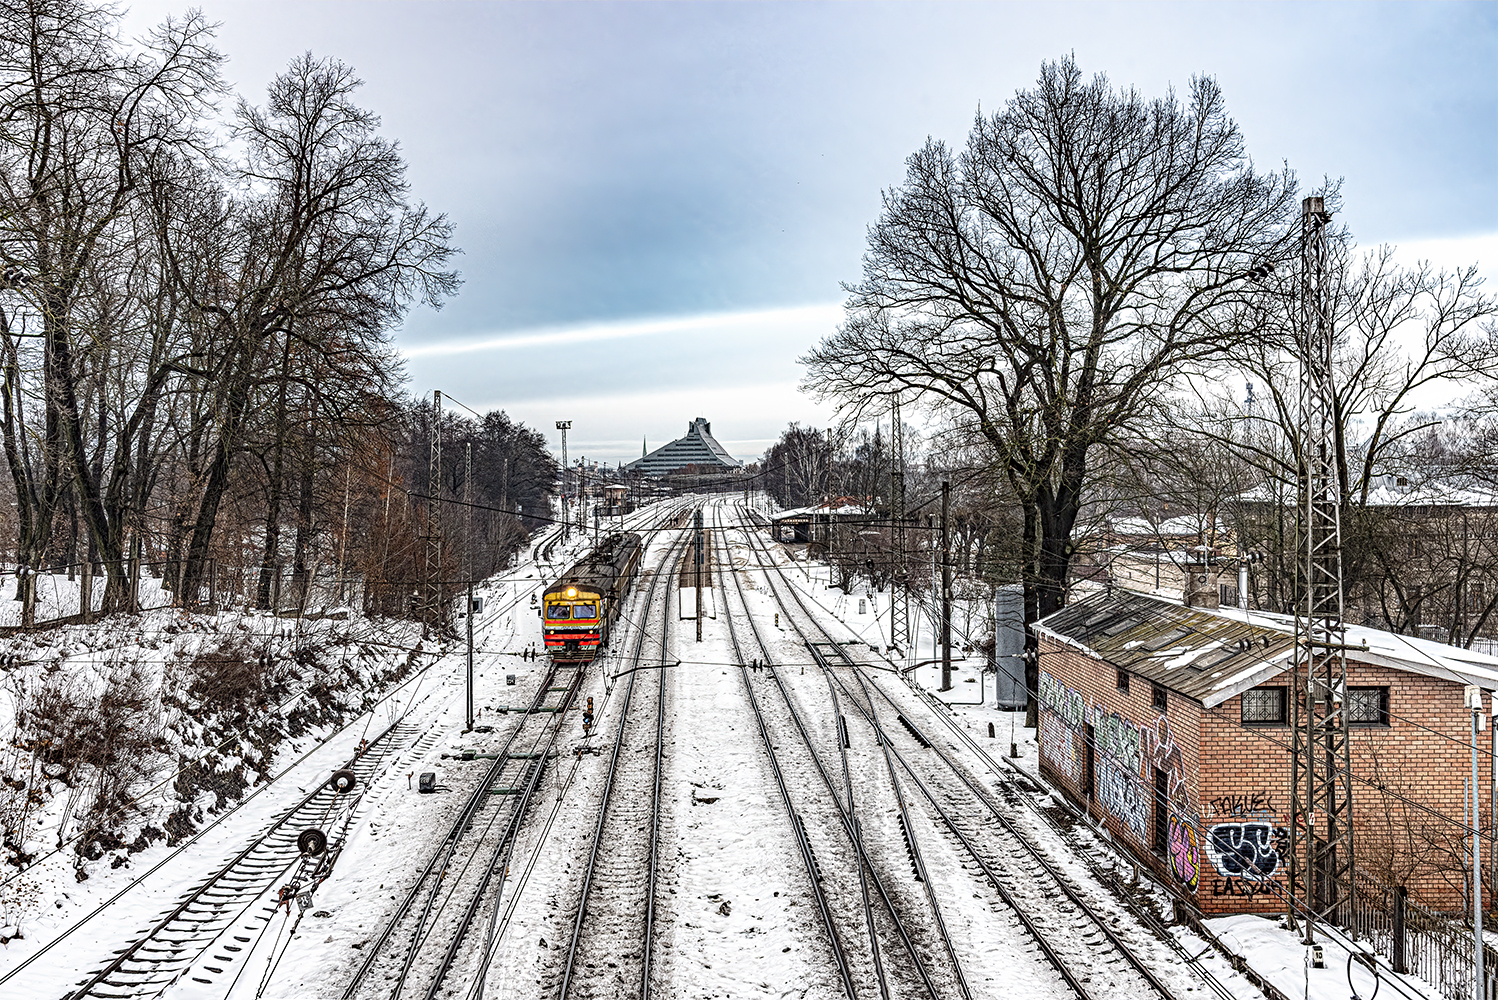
1343,867,1498,1000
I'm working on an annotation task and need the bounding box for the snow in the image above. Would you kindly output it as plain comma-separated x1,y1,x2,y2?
0,498,1459,999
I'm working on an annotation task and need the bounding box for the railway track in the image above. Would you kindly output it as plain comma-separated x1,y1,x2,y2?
729,503,1198,1000
344,504,691,1000
341,659,581,1000
711,507,962,1000
53,718,423,1000
550,523,688,999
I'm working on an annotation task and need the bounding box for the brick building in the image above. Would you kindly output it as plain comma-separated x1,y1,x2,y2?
1035,589,1498,916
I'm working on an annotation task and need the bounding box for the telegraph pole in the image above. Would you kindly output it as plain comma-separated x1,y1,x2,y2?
556,421,571,541
940,480,953,691
1288,194,1355,941
466,582,475,732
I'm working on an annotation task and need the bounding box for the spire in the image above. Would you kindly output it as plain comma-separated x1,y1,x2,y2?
642,436,647,458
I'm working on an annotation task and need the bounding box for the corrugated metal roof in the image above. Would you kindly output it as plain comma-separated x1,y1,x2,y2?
1037,588,1498,708
1034,590,1298,708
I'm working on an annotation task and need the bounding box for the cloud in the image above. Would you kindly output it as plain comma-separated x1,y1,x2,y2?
402,303,842,359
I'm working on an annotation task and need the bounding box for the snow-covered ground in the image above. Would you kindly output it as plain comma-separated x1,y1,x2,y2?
0,498,1453,999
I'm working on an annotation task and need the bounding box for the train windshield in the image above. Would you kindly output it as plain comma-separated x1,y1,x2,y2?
545,604,571,620
571,603,598,619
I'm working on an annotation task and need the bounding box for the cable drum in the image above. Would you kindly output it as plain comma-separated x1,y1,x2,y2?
297,828,328,857
328,769,358,794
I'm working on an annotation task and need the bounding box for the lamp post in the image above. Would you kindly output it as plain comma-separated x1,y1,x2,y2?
556,421,571,541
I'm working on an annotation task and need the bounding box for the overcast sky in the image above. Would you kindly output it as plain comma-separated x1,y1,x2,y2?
124,1,1498,466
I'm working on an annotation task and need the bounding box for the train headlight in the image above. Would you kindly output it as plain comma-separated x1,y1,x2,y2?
566,586,577,598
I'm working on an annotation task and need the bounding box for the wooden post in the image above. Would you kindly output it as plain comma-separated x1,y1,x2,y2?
128,557,140,612
271,562,282,614
80,562,93,623
207,557,217,613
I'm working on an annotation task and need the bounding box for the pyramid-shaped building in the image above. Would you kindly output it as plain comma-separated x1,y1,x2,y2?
623,418,742,478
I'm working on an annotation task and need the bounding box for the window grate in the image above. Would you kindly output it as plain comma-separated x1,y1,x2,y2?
1242,686,1288,725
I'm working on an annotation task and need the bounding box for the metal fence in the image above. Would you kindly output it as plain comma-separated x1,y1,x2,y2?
1344,867,1498,1000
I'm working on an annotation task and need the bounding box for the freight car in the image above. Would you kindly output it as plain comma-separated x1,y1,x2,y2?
541,532,644,662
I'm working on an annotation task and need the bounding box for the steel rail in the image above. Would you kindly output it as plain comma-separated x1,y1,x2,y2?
827,640,973,1000
736,508,1184,1000
897,678,1241,1000
557,522,687,999
341,658,571,1000
61,717,410,1000
707,511,859,1000
712,506,944,1000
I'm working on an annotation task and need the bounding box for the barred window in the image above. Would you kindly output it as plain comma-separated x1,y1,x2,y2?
1152,683,1168,712
1347,686,1390,726
1117,668,1131,695
1242,686,1288,725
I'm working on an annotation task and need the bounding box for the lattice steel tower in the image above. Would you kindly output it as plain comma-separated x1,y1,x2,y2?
1288,195,1355,940
889,399,909,651
426,391,444,625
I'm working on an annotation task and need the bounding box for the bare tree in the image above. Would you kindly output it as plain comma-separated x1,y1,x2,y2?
169,55,459,602
803,56,1298,721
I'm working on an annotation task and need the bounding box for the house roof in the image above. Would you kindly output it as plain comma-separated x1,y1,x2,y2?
1035,589,1498,709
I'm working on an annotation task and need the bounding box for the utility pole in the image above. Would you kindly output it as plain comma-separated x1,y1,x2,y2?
1288,194,1355,942
426,391,443,627
466,582,475,732
464,442,473,584
890,399,908,651
556,420,571,542
695,507,704,643
1468,686,1486,1000
578,457,587,534
940,480,952,691
825,427,834,558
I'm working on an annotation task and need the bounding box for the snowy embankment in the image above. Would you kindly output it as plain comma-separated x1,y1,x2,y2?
0,591,433,953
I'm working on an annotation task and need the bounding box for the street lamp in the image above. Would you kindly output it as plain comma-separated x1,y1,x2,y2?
556,421,571,541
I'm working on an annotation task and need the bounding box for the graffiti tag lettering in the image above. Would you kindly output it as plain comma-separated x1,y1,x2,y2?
1208,792,1274,818
1205,822,1283,880
1211,877,1280,897
1167,814,1202,893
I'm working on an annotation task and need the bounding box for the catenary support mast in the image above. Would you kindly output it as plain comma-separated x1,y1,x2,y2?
890,399,909,651
1288,195,1355,941
426,390,443,626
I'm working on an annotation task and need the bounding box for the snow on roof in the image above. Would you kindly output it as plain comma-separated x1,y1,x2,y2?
1036,589,1498,708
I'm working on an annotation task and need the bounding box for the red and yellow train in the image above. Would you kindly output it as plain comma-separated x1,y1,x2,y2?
541,532,644,662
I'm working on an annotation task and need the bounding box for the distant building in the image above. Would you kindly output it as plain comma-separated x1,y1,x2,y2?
623,418,742,478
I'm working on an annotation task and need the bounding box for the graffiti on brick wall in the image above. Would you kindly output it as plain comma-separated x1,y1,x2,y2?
1207,792,1275,819
1039,708,1079,781
1096,756,1148,839
1204,821,1286,882
1038,669,1201,894
1168,814,1202,894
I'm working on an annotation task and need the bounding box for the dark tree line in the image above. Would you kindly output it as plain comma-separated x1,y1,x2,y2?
0,0,555,621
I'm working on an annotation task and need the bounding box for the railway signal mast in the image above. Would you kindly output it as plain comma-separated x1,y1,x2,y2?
1288,195,1355,942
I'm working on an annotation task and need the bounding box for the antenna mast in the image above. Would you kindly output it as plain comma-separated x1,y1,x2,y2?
1289,195,1354,940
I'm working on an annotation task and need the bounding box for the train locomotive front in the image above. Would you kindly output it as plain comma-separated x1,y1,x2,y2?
542,532,643,662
